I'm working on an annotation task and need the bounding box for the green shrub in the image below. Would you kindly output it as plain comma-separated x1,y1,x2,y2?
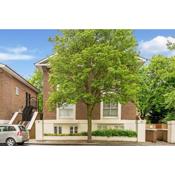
161,113,175,123
44,129,137,137
92,129,137,137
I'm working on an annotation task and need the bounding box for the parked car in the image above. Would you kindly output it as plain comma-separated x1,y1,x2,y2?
0,124,29,146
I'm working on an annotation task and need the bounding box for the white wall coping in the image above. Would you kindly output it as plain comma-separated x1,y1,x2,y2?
43,136,137,142
137,120,146,124
40,119,138,124
168,121,175,125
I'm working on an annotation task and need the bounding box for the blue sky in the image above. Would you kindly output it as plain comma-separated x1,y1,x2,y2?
0,30,58,78
0,29,175,78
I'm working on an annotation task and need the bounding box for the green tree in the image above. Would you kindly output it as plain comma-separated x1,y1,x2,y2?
28,69,43,112
48,30,140,142
136,55,175,123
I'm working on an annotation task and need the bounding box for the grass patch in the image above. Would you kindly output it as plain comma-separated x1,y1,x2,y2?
44,129,137,137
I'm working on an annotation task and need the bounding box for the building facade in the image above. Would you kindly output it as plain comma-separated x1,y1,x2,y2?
36,57,138,135
0,64,38,123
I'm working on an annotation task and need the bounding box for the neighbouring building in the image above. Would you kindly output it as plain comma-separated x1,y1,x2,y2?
36,57,139,135
0,64,38,124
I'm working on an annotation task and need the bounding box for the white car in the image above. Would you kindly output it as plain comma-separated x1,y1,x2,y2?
0,124,29,146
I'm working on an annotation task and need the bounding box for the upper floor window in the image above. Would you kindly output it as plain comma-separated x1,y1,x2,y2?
59,104,75,118
103,102,118,117
16,87,19,96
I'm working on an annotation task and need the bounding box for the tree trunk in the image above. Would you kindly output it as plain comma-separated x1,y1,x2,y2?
87,104,93,143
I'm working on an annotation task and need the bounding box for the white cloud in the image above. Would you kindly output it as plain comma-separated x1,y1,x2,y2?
6,46,28,54
0,46,35,61
138,36,175,58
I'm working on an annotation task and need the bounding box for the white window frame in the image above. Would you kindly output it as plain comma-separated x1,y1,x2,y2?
57,104,76,119
101,102,121,119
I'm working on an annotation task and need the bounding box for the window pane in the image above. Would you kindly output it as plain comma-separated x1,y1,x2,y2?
74,126,78,133
59,109,74,117
103,109,110,116
70,126,74,134
8,126,16,131
54,126,57,134
59,104,75,118
58,127,62,134
103,103,110,109
110,103,118,108
103,102,118,117
110,109,117,116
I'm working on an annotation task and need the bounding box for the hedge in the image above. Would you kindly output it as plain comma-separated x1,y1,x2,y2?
44,129,137,137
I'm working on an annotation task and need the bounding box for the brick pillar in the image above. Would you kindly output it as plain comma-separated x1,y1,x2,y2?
137,120,146,142
168,121,175,143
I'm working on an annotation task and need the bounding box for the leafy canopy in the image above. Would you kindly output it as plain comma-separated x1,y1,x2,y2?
136,55,175,123
48,30,140,109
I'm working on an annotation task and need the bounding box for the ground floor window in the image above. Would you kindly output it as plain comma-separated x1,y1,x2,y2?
70,126,78,134
74,126,78,133
54,126,62,134
58,126,62,134
103,102,118,117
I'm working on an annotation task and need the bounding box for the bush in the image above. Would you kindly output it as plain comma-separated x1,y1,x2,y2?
44,129,137,137
161,113,175,123
92,129,137,137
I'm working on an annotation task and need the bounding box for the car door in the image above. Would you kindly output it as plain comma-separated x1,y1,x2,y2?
0,126,7,143
7,126,17,140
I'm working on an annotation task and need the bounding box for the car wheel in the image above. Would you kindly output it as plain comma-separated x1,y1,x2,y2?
6,138,16,146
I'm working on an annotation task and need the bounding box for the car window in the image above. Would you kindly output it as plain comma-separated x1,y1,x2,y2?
0,126,8,132
0,126,17,132
0,126,4,132
8,126,16,131
19,126,26,131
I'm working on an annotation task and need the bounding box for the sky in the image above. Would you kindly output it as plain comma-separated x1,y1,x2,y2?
0,29,175,79
0,30,58,78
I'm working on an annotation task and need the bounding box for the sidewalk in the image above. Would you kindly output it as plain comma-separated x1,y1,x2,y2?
27,139,174,146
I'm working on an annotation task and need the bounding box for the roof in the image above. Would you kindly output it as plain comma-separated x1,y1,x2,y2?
0,64,39,93
35,55,53,67
35,55,147,68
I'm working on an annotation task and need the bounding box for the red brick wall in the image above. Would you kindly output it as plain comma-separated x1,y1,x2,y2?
42,67,56,120
42,68,137,120
0,69,37,120
121,102,137,120
76,101,100,120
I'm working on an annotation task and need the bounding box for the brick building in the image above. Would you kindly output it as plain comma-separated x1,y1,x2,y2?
0,64,38,123
36,57,138,135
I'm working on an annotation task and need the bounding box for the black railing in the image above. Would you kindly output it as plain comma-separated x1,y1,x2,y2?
22,96,38,121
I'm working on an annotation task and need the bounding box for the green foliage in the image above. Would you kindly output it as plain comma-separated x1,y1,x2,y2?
136,55,175,123
28,69,43,112
167,40,175,50
44,129,137,137
48,30,140,108
161,113,175,123
48,29,140,141
91,129,137,137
